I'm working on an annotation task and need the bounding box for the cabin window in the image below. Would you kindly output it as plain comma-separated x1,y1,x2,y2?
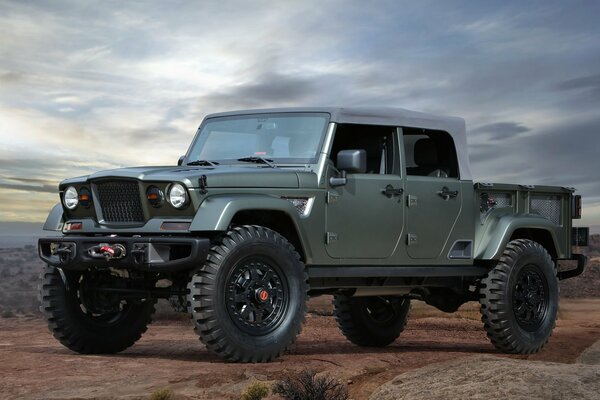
330,124,397,174
403,128,459,178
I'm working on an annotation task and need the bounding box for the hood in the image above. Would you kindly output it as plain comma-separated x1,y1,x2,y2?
64,165,309,189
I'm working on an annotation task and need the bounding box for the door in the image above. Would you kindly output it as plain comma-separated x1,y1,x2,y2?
404,176,462,259
401,127,464,259
325,123,404,259
326,173,404,259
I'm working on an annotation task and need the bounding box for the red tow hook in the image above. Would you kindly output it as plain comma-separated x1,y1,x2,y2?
88,243,126,260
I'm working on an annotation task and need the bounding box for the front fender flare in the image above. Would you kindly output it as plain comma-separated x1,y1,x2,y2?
190,194,303,231
190,194,311,258
190,194,312,259
43,203,64,232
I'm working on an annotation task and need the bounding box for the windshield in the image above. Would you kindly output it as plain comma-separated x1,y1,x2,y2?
186,113,330,164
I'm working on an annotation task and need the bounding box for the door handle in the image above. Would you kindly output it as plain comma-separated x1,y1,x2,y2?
437,186,458,200
381,184,403,198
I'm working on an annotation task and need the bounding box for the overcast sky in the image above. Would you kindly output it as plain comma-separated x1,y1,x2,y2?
0,0,599,230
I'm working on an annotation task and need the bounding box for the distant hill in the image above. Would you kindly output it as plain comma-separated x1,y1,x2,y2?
0,221,57,248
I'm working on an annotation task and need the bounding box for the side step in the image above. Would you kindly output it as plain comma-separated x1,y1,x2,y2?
307,265,489,279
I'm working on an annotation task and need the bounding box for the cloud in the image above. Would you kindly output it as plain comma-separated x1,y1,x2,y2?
557,74,600,91
0,188,58,222
0,0,600,229
0,177,58,194
469,116,600,208
0,71,25,85
555,74,600,104
471,122,530,141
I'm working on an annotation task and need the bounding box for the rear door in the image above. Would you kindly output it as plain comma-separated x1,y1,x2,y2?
401,128,464,259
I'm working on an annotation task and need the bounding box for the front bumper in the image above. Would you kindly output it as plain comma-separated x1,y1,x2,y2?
39,236,210,272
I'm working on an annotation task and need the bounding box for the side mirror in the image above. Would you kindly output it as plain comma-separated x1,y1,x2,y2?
329,149,367,187
178,156,185,166
337,149,367,173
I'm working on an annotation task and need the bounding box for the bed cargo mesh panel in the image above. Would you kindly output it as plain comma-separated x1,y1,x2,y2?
480,192,512,215
490,193,512,208
531,195,561,225
95,181,144,223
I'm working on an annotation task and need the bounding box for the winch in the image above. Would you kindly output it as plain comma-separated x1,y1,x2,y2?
88,243,126,260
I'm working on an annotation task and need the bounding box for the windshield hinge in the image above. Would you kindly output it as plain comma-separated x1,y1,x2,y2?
326,191,339,204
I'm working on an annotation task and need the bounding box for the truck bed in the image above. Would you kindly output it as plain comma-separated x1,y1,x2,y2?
473,182,576,260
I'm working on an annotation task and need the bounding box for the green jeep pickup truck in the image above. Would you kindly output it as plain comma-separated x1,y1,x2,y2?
38,107,588,362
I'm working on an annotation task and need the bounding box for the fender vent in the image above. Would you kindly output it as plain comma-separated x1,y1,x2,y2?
448,240,473,259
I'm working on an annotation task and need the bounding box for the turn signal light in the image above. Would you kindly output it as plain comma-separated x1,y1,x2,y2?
160,222,191,231
78,187,92,208
65,222,83,231
146,186,164,208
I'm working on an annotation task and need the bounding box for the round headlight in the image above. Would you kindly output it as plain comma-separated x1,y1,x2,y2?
63,186,79,210
168,183,188,209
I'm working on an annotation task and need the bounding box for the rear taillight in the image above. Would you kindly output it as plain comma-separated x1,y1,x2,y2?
572,195,582,219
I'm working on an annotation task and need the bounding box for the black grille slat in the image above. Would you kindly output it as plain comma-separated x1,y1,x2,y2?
95,181,144,223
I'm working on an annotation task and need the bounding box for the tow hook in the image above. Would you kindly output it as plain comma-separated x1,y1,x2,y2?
88,243,126,260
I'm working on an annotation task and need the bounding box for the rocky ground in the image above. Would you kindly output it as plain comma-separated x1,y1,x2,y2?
1,236,599,399
370,348,600,400
1,298,599,399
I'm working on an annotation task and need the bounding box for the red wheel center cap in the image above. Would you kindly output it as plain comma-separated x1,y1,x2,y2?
257,288,269,302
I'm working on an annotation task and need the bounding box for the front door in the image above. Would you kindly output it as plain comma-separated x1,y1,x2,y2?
326,173,404,259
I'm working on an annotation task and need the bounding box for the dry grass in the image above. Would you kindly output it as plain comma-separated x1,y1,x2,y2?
240,381,269,400
149,387,173,400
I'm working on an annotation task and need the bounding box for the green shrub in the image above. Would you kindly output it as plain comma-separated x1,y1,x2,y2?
272,369,348,400
241,381,269,400
149,387,173,400
1,310,16,318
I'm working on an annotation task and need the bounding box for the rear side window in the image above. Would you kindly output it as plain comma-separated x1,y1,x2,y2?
403,128,459,178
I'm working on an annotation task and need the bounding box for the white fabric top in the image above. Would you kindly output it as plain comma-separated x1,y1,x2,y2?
205,107,472,180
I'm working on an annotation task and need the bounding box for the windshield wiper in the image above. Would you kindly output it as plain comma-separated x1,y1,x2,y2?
187,159,219,166
237,156,276,168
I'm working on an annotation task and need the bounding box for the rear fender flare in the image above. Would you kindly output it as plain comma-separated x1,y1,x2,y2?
475,214,561,260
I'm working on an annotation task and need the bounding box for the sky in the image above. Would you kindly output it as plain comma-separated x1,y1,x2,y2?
0,0,599,230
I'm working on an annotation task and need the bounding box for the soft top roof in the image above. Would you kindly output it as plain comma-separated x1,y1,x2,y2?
204,107,471,180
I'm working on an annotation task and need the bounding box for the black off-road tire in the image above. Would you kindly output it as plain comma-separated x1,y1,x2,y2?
187,225,308,362
39,265,155,354
479,239,559,354
333,295,410,347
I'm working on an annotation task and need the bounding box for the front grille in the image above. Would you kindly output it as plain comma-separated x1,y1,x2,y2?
95,181,145,223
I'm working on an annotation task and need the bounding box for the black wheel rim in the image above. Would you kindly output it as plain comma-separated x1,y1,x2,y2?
363,297,405,326
71,269,133,327
512,265,549,331
225,257,288,335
